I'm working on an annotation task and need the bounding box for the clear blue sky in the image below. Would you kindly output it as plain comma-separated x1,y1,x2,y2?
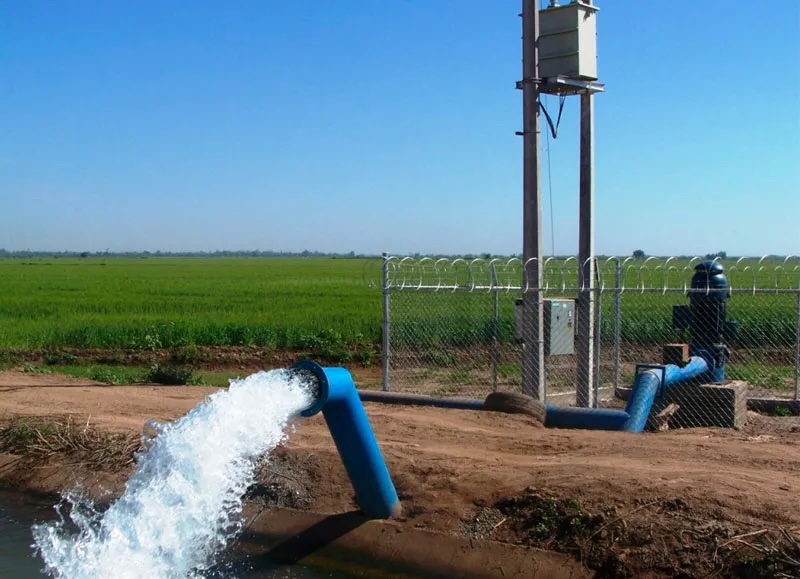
2,1,798,257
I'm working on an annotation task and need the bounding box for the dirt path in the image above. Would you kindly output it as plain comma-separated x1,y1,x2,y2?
1,371,798,577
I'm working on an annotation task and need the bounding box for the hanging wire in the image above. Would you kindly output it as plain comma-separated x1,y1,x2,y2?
544,95,557,257
540,94,566,139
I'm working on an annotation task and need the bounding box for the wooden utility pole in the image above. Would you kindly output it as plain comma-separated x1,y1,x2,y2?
521,0,545,401
576,92,596,408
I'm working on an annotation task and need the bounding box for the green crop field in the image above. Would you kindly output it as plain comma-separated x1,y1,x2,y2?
0,257,797,358
0,258,379,352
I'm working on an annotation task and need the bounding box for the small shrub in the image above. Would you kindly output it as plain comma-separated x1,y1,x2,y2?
773,405,791,418
495,489,595,545
6,424,36,449
22,364,52,375
147,364,203,386
317,343,351,363
2,422,57,451
0,350,21,368
298,328,351,363
355,348,375,367
135,332,163,351
89,366,123,384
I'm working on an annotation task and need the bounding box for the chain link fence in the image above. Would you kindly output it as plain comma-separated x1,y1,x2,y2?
375,255,800,433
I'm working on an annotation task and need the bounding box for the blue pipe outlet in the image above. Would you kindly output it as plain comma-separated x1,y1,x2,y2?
291,360,401,519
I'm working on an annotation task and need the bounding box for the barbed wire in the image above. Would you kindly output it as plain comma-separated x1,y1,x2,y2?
365,255,800,293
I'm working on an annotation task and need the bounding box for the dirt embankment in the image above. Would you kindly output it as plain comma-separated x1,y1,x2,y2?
1,372,799,578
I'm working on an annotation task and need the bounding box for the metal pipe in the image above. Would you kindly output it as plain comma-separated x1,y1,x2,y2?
358,390,486,412
594,286,602,408
491,262,500,392
293,360,401,519
613,259,622,389
381,253,390,392
795,290,800,401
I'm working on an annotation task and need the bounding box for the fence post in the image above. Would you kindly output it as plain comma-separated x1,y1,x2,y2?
795,289,799,401
594,286,602,408
613,259,622,389
490,262,499,392
381,253,391,392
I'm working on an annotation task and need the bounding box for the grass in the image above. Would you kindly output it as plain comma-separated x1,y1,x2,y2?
0,257,377,351
498,363,522,380
145,363,202,385
727,363,794,391
16,360,285,388
38,364,207,386
45,365,149,384
0,256,796,355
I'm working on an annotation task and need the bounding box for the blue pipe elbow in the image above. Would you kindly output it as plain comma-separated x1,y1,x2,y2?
292,360,401,519
622,356,709,433
542,356,711,433
621,369,661,433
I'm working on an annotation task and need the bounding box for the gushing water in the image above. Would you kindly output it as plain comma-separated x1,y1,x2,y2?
32,369,314,579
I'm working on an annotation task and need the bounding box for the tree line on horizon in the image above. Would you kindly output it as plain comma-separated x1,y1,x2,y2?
0,249,791,261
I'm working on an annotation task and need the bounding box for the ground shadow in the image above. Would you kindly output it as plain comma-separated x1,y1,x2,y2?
207,511,368,577
261,510,368,565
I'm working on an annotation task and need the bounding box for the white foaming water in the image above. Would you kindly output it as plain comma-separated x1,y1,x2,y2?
32,369,314,579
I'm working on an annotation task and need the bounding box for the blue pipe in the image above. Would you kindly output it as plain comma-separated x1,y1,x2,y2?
622,356,709,432
543,356,710,433
291,360,401,519
544,406,629,430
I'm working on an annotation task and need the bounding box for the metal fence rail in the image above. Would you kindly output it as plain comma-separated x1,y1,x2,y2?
375,255,800,433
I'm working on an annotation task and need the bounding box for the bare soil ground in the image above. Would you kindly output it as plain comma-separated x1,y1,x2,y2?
1,370,799,578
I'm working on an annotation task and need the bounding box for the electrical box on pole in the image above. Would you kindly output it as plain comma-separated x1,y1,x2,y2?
515,298,576,355
539,2,599,81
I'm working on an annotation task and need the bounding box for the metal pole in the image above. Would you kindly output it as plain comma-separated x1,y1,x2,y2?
381,252,391,392
594,286,602,408
491,262,500,392
575,92,596,408
521,0,546,402
613,259,622,390
794,289,799,401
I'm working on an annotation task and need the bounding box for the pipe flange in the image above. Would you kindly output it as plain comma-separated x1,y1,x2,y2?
291,359,329,417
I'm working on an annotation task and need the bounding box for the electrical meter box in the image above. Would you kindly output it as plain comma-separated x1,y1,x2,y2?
514,298,576,355
539,1,599,81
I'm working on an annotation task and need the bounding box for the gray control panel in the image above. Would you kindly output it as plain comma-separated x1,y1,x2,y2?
514,298,575,355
